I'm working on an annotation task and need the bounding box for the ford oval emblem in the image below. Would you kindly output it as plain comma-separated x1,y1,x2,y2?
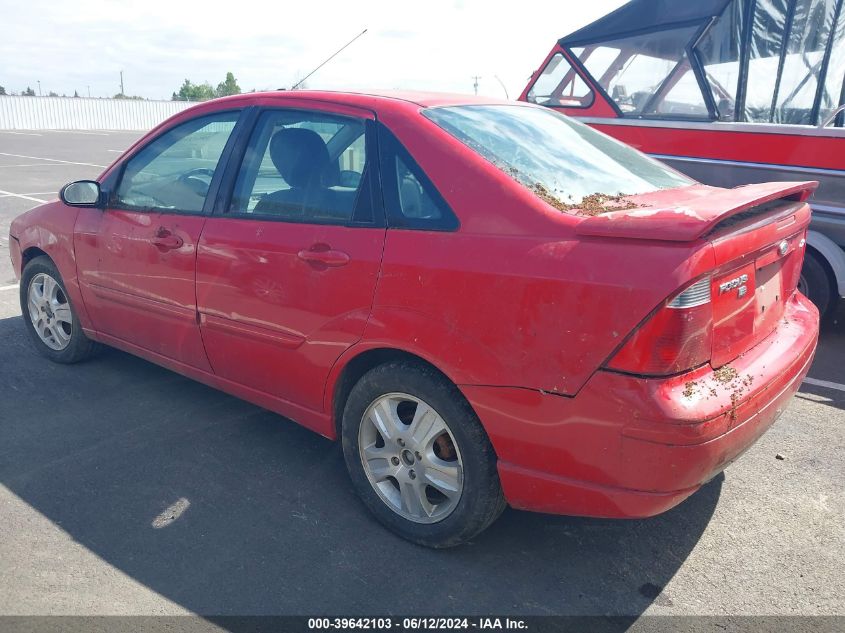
778,240,789,256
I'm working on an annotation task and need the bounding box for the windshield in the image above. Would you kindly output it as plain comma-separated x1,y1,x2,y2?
423,105,692,210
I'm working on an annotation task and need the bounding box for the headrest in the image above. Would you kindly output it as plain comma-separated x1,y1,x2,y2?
268,128,330,189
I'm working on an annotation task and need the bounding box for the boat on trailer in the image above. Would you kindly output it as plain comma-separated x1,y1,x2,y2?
520,0,845,316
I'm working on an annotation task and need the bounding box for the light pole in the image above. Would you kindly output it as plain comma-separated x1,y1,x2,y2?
37,80,41,96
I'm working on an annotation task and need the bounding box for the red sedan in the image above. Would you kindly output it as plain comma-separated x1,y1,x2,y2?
9,91,819,547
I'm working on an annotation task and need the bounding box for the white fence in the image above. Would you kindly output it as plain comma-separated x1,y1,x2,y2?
0,96,195,130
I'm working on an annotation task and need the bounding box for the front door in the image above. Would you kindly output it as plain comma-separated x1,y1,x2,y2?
77,111,241,369
196,105,385,412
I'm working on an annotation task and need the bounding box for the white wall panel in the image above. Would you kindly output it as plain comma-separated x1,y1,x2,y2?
0,96,195,130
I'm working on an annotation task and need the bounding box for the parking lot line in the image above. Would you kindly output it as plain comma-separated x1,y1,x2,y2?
0,284,20,292
0,131,42,136
803,377,845,393
0,164,68,168
0,189,48,203
0,152,107,169
42,130,111,136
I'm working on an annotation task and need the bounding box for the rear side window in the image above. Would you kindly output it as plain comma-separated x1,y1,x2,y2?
228,109,370,224
115,112,239,213
377,125,458,231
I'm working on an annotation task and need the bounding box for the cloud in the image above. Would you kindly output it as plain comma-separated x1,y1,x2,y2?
0,0,626,99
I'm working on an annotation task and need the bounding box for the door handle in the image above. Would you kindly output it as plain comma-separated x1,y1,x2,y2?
297,246,350,267
151,228,184,251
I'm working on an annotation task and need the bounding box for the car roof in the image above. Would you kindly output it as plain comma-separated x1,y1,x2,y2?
212,89,517,110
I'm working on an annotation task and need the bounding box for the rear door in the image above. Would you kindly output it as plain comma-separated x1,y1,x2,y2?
76,111,242,369
196,104,385,412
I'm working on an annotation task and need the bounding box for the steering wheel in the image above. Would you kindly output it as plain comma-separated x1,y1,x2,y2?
180,167,216,180
178,168,216,196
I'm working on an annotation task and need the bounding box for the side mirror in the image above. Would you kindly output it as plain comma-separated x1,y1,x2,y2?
60,180,102,207
339,170,362,188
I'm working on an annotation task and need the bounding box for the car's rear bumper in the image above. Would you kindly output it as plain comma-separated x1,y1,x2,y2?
462,292,819,518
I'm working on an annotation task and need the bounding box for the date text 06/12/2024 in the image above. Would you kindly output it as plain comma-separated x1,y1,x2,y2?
307,618,529,630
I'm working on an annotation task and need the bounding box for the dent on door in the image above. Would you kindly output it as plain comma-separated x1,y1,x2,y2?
77,208,212,370
195,220,385,412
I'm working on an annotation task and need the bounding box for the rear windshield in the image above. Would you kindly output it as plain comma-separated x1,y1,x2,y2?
422,105,692,208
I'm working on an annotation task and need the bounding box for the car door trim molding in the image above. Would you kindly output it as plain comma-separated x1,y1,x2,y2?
88,283,196,323
199,313,305,349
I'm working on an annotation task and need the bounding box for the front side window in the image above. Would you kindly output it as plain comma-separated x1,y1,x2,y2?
228,110,367,224
576,27,700,116
526,52,594,108
115,112,239,212
423,105,692,209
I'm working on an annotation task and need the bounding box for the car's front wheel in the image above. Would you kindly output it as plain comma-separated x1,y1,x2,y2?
341,361,505,548
21,256,97,363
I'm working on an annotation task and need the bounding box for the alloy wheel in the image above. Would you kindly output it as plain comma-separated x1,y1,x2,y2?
27,273,73,351
358,393,463,524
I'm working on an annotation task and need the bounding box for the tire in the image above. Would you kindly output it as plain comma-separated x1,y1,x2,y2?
798,250,835,319
341,361,506,548
20,256,97,364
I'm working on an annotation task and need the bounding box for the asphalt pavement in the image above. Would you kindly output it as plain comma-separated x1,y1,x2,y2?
0,129,843,619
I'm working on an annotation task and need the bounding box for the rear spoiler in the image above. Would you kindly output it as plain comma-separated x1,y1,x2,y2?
574,181,818,242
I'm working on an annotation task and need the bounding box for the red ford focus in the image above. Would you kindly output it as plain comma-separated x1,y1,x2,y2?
9,91,819,547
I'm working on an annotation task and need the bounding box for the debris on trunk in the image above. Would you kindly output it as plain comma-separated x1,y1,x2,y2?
682,381,699,399
712,366,739,384
503,165,644,216
530,183,642,216
776,453,786,461
572,192,643,216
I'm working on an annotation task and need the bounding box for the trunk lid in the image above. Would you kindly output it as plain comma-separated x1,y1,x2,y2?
574,181,818,369
707,204,810,367
574,181,816,242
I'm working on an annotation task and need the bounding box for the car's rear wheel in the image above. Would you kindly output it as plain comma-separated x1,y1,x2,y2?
798,250,836,319
341,361,506,548
21,256,97,363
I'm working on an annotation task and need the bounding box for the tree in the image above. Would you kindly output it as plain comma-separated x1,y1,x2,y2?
172,79,215,102
215,72,241,97
48,91,59,97
22,87,36,96
73,90,80,98
0,86,6,96
113,93,144,100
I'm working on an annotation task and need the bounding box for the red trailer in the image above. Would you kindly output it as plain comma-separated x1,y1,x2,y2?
521,0,845,316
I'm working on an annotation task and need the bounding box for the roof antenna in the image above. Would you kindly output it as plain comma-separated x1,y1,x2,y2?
289,28,368,90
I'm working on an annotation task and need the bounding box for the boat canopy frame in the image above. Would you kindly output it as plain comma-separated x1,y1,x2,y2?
543,0,845,126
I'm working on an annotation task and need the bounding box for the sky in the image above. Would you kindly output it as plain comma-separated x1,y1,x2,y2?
1,0,627,101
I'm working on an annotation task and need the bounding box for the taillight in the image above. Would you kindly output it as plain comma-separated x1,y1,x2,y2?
606,277,713,376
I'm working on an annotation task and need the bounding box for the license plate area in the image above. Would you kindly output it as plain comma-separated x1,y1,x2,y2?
755,259,786,334
711,263,756,368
